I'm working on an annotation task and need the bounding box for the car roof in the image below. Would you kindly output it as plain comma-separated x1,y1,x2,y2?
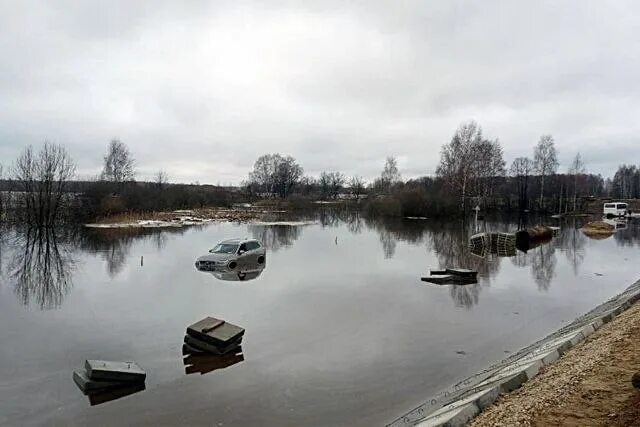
219,238,259,244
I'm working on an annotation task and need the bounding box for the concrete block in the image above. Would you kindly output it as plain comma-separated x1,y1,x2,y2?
580,324,595,338
600,310,615,323
73,369,124,394
512,348,560,368
417,403,479,427
187,317,245,347
499,371,529,393
184,334,242,355
474,360,543,392
591,318,604,330
554,339,573,356
569,331,585,346
85,360,146,383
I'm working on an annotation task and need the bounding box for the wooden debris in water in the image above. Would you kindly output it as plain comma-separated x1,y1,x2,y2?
469,232,516,258
515,226,553,252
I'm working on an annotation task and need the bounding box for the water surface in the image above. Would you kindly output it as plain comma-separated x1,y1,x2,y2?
1,213,639,426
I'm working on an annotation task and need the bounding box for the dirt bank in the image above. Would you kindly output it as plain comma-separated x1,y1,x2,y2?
471,302,640,427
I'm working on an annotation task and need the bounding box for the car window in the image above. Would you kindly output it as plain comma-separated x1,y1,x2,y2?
618,203,627,209
605,204,615,208
212,243,238,254
246,241,260,250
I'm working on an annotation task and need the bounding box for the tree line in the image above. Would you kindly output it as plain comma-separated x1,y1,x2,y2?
0,139,231,226
244,121,608,217
0,120,626,225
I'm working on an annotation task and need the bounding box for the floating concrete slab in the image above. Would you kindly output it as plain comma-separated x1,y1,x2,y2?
445,268,478,278
430,270,448,275
422,275,456,284
421,276,477,285
73,369,124,394
184,334,242,355
85,360,146,383
187,317,245,347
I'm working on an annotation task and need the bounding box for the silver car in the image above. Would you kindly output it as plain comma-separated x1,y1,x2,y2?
195,238,266,272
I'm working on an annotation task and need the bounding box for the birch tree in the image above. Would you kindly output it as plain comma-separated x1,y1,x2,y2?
101,139,135,183
533,135,558,210
568,153,585,212
380,156,401,192
437,121,483,212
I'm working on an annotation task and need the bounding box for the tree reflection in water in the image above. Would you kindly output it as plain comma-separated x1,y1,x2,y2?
427,220,502,283
248,224,302,252
365,217,426,259
531,243,557,291
557,223,586,275
9,227,76,310
450,283,481,309
79,227,188,278
614,219,640,247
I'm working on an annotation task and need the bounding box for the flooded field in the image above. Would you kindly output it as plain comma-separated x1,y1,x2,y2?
1,212,639,426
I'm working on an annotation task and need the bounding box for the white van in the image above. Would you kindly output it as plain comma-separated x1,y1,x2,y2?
603,202,628,217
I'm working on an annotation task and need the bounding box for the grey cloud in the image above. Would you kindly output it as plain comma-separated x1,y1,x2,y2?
1,0,639,183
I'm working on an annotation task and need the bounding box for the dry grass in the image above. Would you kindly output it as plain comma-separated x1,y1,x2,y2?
582,221,615,236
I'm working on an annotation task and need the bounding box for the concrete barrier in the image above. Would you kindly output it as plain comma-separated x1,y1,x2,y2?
388,278,640,427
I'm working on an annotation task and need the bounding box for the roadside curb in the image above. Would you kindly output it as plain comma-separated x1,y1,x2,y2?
388,278,640,427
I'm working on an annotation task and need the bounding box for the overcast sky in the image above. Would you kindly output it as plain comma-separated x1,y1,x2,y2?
1,1,639,184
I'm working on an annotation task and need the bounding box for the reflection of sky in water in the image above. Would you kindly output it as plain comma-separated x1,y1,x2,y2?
0,216,639,426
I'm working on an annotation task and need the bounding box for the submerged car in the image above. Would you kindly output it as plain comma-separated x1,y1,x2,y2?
195,238,266,272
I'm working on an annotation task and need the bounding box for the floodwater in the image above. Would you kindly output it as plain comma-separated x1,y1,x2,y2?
1,212,639,426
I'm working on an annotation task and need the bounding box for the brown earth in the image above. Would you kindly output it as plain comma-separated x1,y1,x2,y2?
471,303,640,427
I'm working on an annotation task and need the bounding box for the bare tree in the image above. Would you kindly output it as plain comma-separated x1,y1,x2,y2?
349,175,366,198
318,171,345,199
510,157,533,212
473,138,505,206
380,156,401,192
13,142,76,227
533,135,558,210
248,153,303,198
274,156,303,198
154,170,169,188
568,153,585,212
437,121,483,212
329,172,345,198
101,139,135,183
